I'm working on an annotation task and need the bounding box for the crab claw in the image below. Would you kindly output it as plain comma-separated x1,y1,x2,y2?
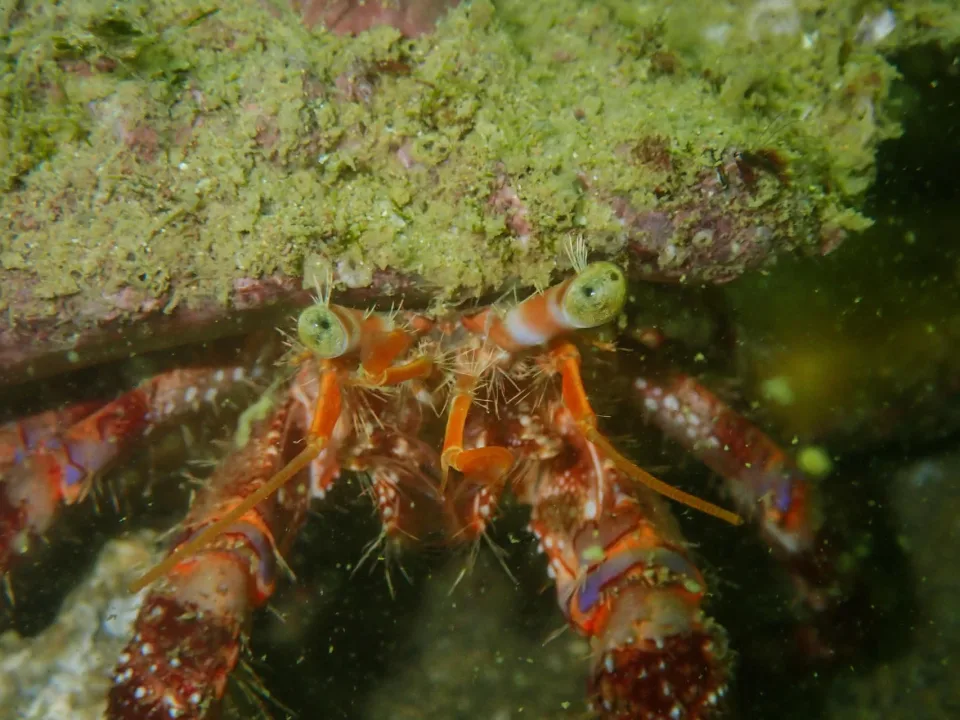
588,586,730,720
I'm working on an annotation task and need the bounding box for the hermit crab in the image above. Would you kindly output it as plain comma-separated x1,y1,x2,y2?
1,250,836,720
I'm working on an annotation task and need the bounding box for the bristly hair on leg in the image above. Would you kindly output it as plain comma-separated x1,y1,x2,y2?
484,361,528,417
417,337,455,415
512,355,559,411
274,326,302,362
350,385,395,442
352,523,414,599
233,651,297,720
272,543,298,585
377,299,405,327
448,527,518,597
437,339,501,417
540,621,570,648
352,469,419,597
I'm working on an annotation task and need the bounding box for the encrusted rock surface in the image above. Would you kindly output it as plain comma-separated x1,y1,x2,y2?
0,535,156,720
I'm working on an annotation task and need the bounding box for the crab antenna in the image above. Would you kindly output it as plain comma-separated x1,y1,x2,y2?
581,425,743,526
128,436,327,593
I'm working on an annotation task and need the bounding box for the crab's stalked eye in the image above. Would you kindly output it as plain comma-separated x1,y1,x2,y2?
298,305,350,358
562,261,627,328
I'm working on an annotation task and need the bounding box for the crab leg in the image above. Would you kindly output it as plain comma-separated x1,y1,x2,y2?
129,364,341,592
338,374,451,551
521,404,729,720
549,341,743,526
440,388,523,541
443,385,731,718
0,400,106,470
110,397,310,720
0,366,252,574
440,376,515,494
349,432,454,587
634,374,836,611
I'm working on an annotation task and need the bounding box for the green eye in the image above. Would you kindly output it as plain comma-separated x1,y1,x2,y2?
562,262,626,328
297,305,349,358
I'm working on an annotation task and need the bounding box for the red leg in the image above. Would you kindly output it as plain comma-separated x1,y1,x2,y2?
0,366,253,574
0,401,106,471
634,374,837,614
518,402,730,719
109,398,310,720
128,361,343,592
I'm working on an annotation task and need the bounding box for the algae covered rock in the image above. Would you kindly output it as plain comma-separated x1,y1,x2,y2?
0,0,946,383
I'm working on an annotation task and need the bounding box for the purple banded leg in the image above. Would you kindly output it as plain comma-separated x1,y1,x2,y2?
523,403,730,720
634,374,842,616
0,366,253,573
0,401,107,471
109,397,310,720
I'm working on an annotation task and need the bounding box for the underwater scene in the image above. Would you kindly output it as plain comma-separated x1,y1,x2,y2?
1,1,958,719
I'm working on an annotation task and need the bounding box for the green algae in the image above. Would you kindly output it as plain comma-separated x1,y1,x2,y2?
0,0,952,326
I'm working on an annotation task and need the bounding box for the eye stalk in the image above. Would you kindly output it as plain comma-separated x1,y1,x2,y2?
563,262,626,328
297,305,350,359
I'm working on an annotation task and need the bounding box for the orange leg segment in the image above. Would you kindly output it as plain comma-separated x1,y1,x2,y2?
440,379,515,492
309,366,343,438
549,341,743,527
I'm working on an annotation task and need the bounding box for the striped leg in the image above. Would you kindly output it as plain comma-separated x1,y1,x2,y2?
0,366,252,573
521,403,730,720
109,397,310,720
0,401,107,471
